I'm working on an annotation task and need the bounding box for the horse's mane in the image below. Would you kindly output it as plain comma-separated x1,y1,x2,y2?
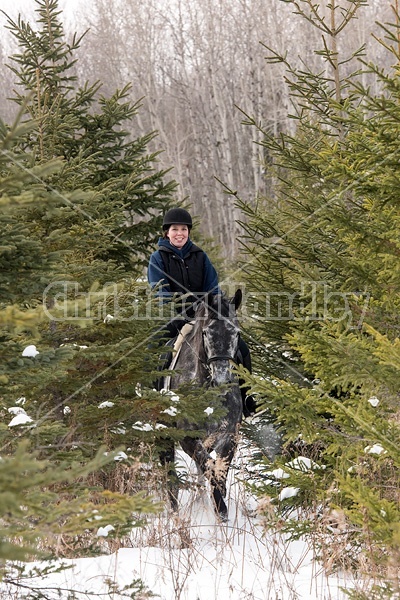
179,294,236,362
194,293,233,321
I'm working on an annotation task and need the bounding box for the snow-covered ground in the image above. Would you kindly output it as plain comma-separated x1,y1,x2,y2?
2,444,359,600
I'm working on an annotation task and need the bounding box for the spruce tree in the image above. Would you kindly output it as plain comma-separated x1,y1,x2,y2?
1,0,179,454
2,2,231,538
0,115,159,587
0,0,177,572
235,0,400,590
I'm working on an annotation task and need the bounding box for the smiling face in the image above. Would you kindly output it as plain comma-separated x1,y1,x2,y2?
167,224,189,248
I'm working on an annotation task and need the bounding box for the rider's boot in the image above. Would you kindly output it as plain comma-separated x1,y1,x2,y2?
238,344,257,418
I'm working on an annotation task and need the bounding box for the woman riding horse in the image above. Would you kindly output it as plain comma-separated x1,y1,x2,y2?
147,207,255,417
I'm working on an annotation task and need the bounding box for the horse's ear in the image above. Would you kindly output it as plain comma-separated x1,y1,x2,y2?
232,288,242,311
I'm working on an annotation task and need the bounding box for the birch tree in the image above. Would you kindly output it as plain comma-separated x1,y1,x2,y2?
57,0,393,256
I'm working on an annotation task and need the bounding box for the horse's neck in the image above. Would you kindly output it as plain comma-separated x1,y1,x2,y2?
176,325,207,381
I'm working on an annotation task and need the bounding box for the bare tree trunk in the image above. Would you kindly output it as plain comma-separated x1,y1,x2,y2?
21,0,391,258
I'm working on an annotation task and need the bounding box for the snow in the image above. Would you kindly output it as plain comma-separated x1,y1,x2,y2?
111,424,126,434
267,467,290,479
8,406,26,415
204,406,214,415
278,486,300,501
364,443,386,455
98,401,115,408
368,396,380,407
96,525,115,537
8,413,34,427
60,343,88,349
4,445,359,599
21,344,39,357
132,421,154,431
113,451,128,462
160,389,180,402
287,456,325,471
162,405,179,416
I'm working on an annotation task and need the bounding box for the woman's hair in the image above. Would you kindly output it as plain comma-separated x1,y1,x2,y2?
162,224,190,239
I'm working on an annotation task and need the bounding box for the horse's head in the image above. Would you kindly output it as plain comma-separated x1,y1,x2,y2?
197,289,242,386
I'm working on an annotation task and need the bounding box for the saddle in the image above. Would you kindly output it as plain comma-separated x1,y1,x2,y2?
173,322,194,355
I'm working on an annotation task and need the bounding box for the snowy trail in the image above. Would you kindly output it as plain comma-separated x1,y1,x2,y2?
2,444,357,599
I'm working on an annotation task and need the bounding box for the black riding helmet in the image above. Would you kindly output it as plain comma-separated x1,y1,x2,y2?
162,208,193,230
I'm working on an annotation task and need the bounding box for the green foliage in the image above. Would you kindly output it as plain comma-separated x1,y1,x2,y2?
237,0,400,583
0,6,236,588
0,441,159,565
3,1,176,276
0,0,180,581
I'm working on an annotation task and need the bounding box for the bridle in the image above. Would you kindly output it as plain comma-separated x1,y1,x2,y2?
202,315,238,368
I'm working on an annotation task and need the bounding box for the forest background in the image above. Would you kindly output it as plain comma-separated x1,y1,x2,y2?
0,0,394,257
0,1,400,599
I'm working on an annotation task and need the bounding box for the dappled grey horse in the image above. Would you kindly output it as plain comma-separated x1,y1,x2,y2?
160,289,243,520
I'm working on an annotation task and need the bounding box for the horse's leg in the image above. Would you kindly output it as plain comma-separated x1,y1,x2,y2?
159,440,179,512
195,461,207,487
216,436,238,497
210,476,229,520
182,437,229,520
210,434,239,520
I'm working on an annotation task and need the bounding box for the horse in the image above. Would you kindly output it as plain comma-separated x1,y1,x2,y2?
160,289,243,521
